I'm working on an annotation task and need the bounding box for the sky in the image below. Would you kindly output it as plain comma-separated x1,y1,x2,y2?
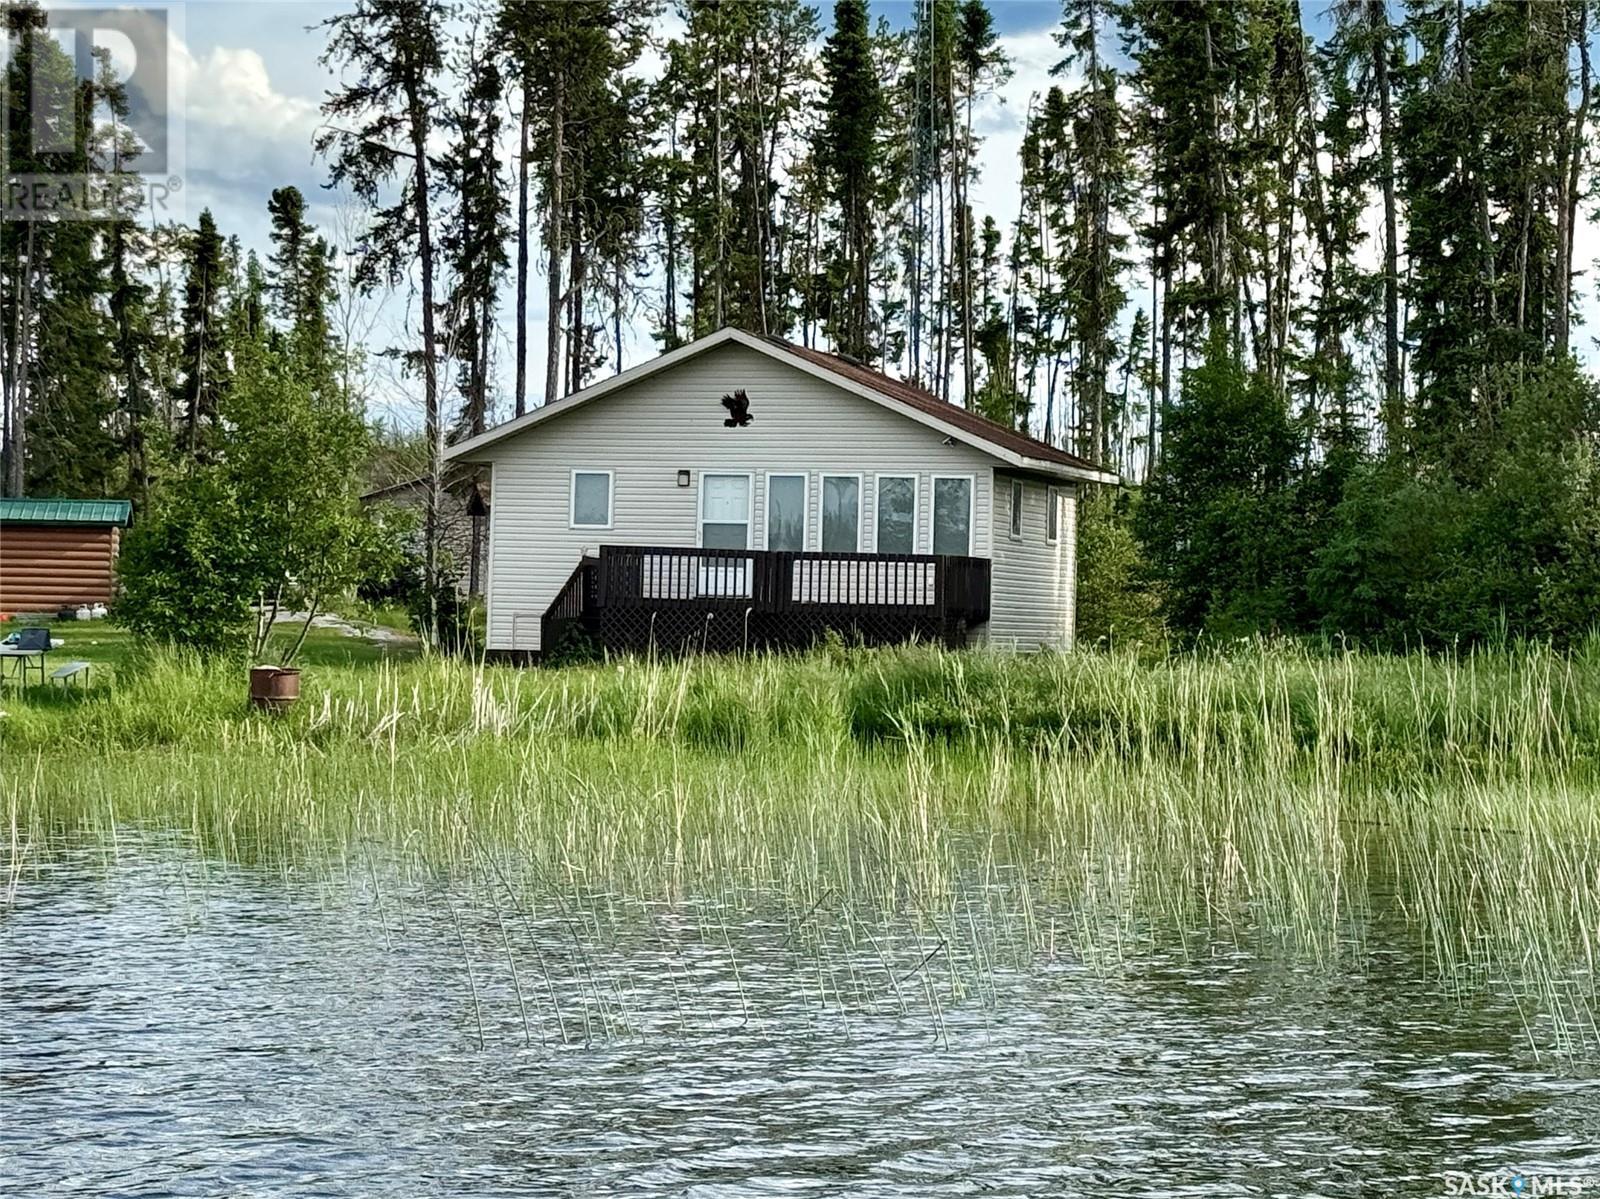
68,0,1600,427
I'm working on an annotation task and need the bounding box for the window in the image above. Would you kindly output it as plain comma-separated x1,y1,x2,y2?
1046,487,1060,544
820,475,861,552
571,470,612,528
765,474,807,552
875,475,917,554
1009,479,1025,540
931,476,972,556
700,473,752,549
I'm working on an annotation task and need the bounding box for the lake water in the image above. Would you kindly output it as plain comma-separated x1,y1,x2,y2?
4,842,1598,1197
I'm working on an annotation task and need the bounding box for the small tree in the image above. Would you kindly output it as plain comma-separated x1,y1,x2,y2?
117,343,388,664
1136,342,1305,638
115,470,255,655
1075,488,1164,649
226,342,382,663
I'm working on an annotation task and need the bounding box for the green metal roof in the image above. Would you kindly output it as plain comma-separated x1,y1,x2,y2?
0,498,132,526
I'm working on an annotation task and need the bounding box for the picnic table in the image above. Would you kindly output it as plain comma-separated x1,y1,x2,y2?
0,628,52,687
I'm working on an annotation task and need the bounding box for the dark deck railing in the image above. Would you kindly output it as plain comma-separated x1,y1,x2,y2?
578,544,990,656
540,555,598,654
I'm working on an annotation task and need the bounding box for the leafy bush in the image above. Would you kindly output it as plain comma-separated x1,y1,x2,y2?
1135,343,1312,639
1075,488,1165,649
115,472,255,655
1310,362,1600,648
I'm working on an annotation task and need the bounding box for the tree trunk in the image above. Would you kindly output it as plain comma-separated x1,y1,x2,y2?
545,69,565,405
1372,0,1401,442
408,84,443,647
961,87,975,404
664,118,680,346
6,224,37,496
515,79,531,417
1555,1,1591,356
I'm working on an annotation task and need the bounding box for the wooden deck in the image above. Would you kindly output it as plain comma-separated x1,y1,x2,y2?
541,544,990,658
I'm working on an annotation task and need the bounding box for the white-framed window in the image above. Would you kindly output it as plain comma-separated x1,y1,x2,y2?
570,469,613,529
1009,478,1025,541
699,472,753,549
931,475,973,557
1046,486,1060,544
819,474,862,553
874,474,917,555
764,472,808,552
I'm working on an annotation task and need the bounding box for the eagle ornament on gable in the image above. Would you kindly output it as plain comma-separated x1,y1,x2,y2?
720,389,753,427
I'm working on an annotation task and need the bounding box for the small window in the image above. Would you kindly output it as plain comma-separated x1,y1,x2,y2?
821,475,861,552
571,470,612,528
931,476,972,556
875,475,917,554
766,474,807,551
701,473,752,549
1009,479,1025,540
1046,487,1060,544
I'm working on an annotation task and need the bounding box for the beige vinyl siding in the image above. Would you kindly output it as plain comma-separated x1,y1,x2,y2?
477,342,996,651
985,473,1077,650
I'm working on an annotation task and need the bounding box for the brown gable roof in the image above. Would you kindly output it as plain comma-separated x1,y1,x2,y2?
768,337,1111,477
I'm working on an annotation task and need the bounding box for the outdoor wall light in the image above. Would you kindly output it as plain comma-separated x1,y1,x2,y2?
677,470,691,487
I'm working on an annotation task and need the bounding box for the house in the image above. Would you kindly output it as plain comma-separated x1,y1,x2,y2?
360,474,490,595
445,328,1117,660
0,497,132,614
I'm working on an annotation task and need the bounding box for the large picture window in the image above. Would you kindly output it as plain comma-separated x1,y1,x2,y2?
700,473,752,549
875,475,917,554
570,470,612,528
820,475,861,552
765,473,807,551
931,476,972,556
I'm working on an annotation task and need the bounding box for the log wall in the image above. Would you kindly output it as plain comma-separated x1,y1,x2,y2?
0,524,120,611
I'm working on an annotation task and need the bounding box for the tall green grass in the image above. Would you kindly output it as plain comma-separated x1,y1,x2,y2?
4,641,1597,1048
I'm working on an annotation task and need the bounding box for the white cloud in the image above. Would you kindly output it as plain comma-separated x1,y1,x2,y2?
178,43,322,145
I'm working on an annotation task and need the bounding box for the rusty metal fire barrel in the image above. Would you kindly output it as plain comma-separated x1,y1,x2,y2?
249,665,301,711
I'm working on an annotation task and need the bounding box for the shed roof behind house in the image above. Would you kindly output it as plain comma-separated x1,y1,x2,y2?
0,497,132,526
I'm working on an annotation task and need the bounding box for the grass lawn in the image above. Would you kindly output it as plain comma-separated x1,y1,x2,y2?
1,615,418,684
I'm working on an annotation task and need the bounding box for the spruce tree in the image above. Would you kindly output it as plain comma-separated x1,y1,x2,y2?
317,0,449,638
819,0,884,361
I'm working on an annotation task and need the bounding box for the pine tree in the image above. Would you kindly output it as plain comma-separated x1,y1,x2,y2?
439,24,509,438
1056,0,1130,462
174,210,229,463
953,0,1008,402
819,0,884,361
317,0,449,636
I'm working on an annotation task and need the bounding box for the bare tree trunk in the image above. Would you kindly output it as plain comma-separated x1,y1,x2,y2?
665,118,680,346
1456,0,1499,325
1146,228,1158,485
6,224,37,496
545,70,565,405
961,86,975,404
1555,1,1591,356
514,80,531,417
408,86,443,647
1369,0,1402,442
713,6,726,329
567,213,584,394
